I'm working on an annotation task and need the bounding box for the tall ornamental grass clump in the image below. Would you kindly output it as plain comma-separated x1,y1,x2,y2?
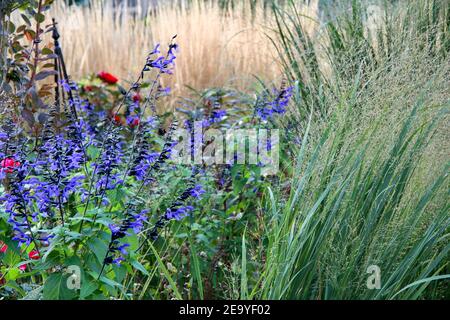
246,0,449,300
253,81,449,299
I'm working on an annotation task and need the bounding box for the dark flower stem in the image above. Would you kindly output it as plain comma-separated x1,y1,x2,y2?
26,0,43,90
122,38,177,181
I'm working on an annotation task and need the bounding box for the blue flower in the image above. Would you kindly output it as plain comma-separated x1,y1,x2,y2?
92,128,124,201
145,41,178,75
255,85,294,120
189,184,205,198
166,205,194,221
105,207,149,265
60,79,71,92
117,243,130,255
0,156,38,246
129,117,160,181
149,180,205,240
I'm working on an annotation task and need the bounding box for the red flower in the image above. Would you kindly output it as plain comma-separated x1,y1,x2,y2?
130,118,140,128
113,114,122,125
0,242,7,253
1,157,20,173
28,250,40,260
133,93,142,103
84,85,94,92
18,264,27,271
98,71,119,85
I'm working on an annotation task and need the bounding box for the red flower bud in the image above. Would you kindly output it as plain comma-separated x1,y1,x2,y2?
98,71,119,85
133,93,142,103
130,118,140,127
28,250,40,260
113,114,122,125
1,157,20,173
84,85,94,92
0,242,7,253
18,264,27,272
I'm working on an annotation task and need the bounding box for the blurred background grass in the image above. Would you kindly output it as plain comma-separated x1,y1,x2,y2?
50,0,320,99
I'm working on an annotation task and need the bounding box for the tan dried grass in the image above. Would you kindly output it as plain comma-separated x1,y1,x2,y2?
50,0,292,97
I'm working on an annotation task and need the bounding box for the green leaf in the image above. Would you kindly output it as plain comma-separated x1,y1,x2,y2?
87,270,123,290
189,237,204,299
148,241,182,300
130,259,149,276
112,264,127,283
87,145,100,159
392,274,450,299
175,233,188,238
240,229,248,300
85,253,102,274
112,186,127,204
35,250,61,270
125,234,139,250
34,13,45,23
35,70,57,81
80,279,97,300
2,247,21,267
41,47,53,55
87,238,108,265
43,273,77,300
21,14,31,26
8,21,16,33
5,268,20,281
